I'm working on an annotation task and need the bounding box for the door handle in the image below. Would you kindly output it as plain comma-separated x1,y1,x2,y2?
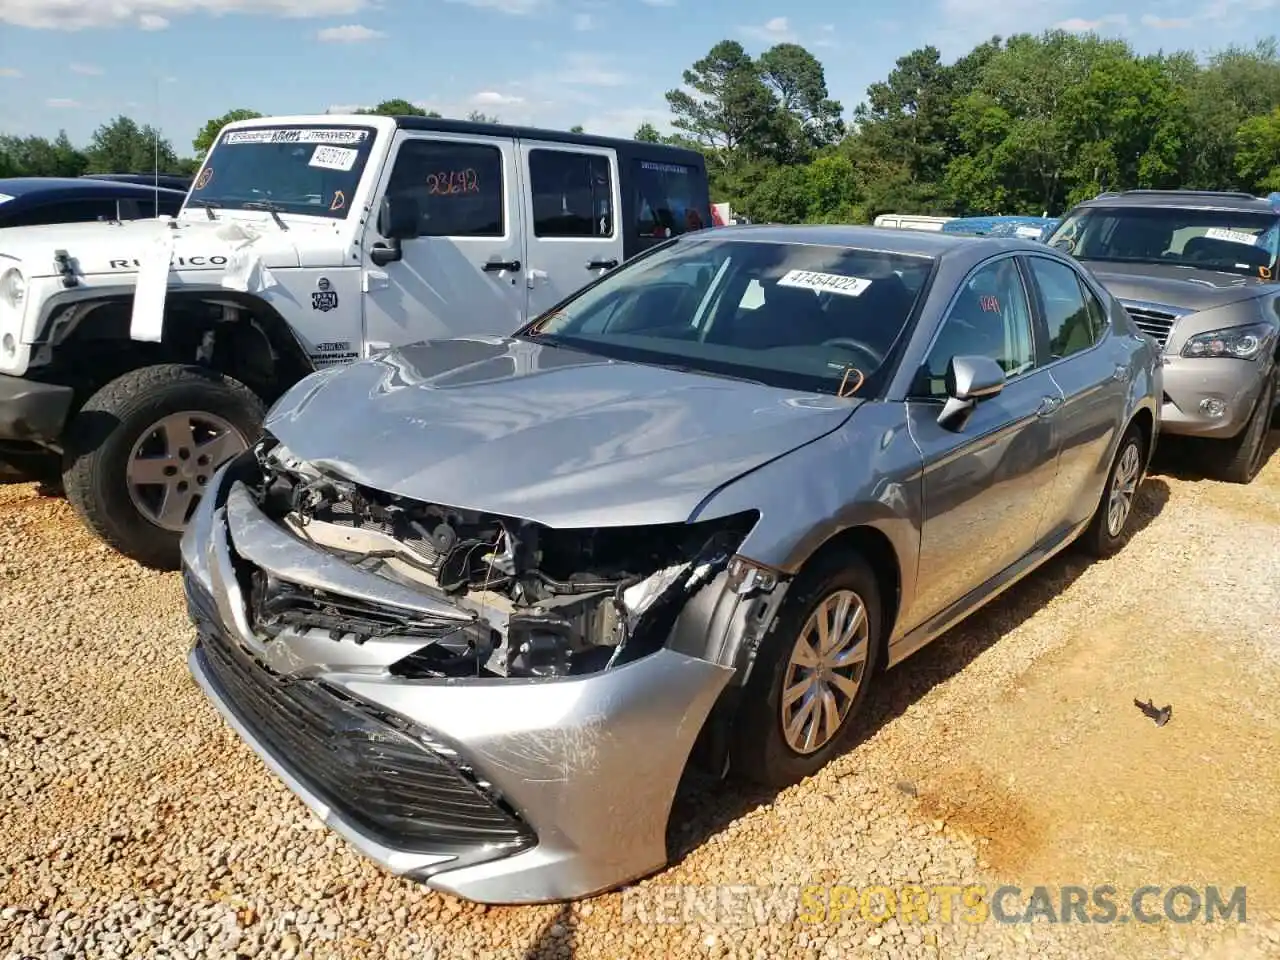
1037,396,1063,418
586,258,618,270
1112,364,1128,382
482,259,521,272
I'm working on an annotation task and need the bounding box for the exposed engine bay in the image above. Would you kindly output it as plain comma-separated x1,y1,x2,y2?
240,439,759,680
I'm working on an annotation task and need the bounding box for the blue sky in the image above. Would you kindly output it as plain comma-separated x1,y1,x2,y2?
0,0,1275,156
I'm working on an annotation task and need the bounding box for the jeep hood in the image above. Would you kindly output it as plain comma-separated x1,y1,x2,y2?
0,213,344,278
264,336,859,529
1083,260,1272,312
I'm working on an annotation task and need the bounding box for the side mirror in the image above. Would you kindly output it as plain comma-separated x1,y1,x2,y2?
937,354,1005,431
378,195,420,240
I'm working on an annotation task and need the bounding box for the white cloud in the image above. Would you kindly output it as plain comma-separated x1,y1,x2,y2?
470,90,525,106
443,0,543,13
0,67,22,77
0,0,369,30
316,23,385,41
739,15,796,43
69,62,104,74
555,52,629,86
571,12,593,29
1055,13,1128,30
1140,13,1191,27
813,22,837,47
934,0,1070,53
46,97,80,107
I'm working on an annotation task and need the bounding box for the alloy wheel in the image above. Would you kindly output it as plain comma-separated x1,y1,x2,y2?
780,589,871,755
126,411,248,531
1106,441,1142,538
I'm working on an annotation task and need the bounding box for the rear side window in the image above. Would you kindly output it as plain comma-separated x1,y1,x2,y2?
385,139,504,238
3,197,121,226
632,159,706,239
528,149,613,238
1026,256,1105,359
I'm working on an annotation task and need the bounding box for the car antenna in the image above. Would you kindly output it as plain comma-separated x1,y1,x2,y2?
152,74,160,219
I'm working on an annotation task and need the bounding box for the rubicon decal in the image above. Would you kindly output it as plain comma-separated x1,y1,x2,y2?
107,255,229,269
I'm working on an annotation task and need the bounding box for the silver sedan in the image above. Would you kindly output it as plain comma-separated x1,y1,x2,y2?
181,225,1163,904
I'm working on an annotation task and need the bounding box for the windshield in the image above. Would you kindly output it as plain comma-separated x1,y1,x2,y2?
518,237,935,397
1046,205,1280,280
186,125,378,219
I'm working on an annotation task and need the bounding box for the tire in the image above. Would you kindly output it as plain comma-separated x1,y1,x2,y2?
1206,370,1275,485
61,364,265,570
1080,422,1146,559
729,552,883,789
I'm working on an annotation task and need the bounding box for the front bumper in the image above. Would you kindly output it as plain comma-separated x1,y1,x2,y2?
0,373,74,444
1157,356,1273,439
181,466,735,905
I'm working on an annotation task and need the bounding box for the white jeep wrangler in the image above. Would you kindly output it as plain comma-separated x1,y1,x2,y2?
0,113,712,568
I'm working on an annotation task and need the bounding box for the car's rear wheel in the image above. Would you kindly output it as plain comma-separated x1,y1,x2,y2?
1207,369,1275,485
62,364,264,570
1081,423,1147,558
730,553,882,789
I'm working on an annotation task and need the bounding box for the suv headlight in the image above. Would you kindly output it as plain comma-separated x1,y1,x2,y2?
0,268,24,309
1181,322,1275,360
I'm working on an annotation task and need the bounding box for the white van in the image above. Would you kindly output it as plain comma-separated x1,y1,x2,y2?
873,214,954,232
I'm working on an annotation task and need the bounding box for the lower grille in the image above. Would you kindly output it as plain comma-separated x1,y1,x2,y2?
191,603,535,854
1123,305,1178,348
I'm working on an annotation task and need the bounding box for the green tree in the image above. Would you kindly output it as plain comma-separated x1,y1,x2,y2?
665,40,776,159
633,122,663,142
466,110,499,123
84,116,180,175
569,124,584,133
192,108,262,158
758,43,845,157
0,132,88,177
1236,106,1280,191
355,99,441,117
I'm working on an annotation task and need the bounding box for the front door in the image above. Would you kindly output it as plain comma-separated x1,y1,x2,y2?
362,131,527,354
903,255,1064,631
518,140,625,319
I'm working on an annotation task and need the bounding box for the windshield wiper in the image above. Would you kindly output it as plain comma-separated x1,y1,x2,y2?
186,198,220,220
241,200,290,231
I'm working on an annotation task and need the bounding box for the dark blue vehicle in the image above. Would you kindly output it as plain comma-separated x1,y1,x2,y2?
80,172,193,192
0,176,187,228
942,215,1059,240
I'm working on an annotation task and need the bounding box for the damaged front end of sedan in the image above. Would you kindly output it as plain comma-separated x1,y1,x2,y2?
181,435,790,905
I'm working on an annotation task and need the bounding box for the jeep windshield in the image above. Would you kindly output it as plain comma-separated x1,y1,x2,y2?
517,236,934,398
185,125,377,219
1047,205,1280,280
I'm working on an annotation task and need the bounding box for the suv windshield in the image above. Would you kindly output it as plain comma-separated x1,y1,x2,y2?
1047,204,1280,280
520,237,935,397
187,125,378,219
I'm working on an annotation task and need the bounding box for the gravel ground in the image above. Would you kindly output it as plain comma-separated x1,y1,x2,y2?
3,437,1280,960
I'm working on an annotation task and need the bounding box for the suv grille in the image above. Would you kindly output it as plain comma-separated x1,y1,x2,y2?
191,598,534,854
1122,305,1178,347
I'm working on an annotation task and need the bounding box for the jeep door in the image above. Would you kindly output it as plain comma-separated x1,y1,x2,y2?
517,140,625,318
361,130,528,353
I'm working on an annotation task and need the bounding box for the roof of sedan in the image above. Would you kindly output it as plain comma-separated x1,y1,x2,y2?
698,222,1038,257
0,176,188,199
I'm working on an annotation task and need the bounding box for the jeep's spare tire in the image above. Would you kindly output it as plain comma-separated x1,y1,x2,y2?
62,364,265,570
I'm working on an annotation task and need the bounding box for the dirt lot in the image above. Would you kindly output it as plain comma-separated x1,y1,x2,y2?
3,438,1280,960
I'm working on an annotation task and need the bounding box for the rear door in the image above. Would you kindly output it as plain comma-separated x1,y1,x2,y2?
518,140,624,318
362,130,528,352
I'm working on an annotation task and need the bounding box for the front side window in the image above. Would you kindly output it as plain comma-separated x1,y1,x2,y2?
1046,205,1280,280
522,237,934,397
385,139,504,238
529,149,612,238
1027,256,1105,359
918,258,1036,397
633,159,707,239
190,124,377,219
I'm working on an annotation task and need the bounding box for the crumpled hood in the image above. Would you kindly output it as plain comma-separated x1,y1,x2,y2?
0,214,323,278
265,337,860,529
1084,260,1273,312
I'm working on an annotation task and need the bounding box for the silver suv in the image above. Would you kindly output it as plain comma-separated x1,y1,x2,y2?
1047,190,1280,483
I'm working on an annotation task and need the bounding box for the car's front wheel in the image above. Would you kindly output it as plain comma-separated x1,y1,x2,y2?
1206,369,1275,485
730,553,882,789
62,364,264,570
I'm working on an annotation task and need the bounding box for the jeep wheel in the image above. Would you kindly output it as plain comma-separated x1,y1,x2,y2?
1207,370,1275,485
62,364,264,570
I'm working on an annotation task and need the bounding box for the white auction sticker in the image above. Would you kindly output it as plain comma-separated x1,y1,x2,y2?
223,128,368,146
1204,227,1259,246
1015,225,1044,238
777,269,872,297
309,145,358,172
